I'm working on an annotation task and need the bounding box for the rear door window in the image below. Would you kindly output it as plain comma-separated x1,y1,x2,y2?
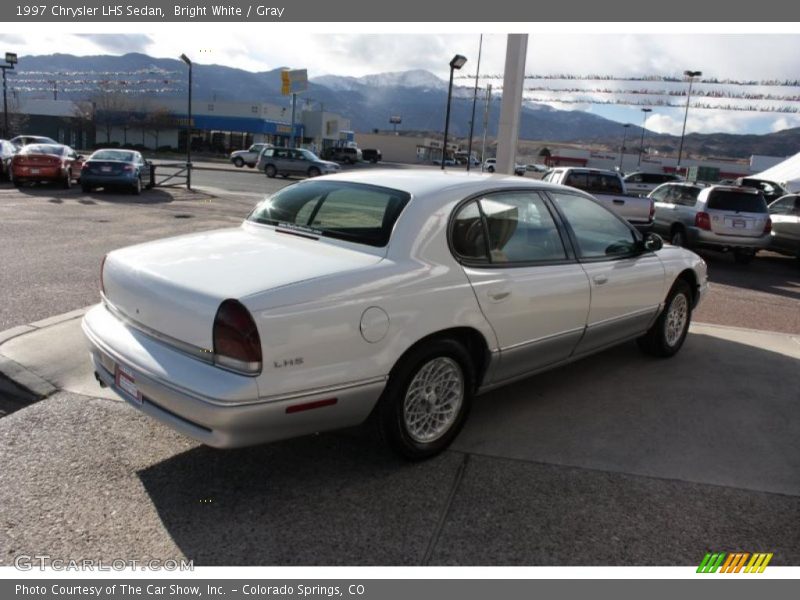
707,191,767,213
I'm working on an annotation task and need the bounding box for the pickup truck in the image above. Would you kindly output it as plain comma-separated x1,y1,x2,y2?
542,167,654,232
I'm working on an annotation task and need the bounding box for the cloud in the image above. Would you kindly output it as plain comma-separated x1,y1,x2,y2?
75,34,154,54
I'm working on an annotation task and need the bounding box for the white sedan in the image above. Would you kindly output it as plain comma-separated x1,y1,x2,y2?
82,170,708,459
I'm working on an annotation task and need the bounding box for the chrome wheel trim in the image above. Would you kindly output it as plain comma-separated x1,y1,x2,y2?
665,293,689,347
402,357,464,444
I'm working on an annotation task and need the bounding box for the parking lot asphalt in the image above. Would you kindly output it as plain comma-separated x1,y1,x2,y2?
0,313,798,565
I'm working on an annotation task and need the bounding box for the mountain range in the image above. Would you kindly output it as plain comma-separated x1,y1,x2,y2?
13,52,800,159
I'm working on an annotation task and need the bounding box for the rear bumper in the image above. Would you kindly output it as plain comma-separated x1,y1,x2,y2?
12,166,62,180
82,303,385,448
687,227,771,250
81,173,137,186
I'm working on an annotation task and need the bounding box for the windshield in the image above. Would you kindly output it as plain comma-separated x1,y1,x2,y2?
21,144,65,156
90,150,135,162
248,181,411,247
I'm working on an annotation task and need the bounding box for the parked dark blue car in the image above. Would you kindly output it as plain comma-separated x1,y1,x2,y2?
80,149,148,194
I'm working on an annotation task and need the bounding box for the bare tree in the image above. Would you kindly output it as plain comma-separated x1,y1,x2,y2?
89,88,133,144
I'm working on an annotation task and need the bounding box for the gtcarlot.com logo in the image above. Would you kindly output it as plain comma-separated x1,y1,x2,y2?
697,552,773,573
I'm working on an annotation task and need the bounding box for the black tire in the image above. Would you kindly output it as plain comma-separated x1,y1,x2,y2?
307,167,321,178
233,157,244,168
370,158,378,164
670,227,688,248
265,164,277,178
132,175,142,195
487,166,495,173
62,170,72,189
376,338,474,460
733,249,755,264
81,183,91,193
637,279,693,358
246,163,255,169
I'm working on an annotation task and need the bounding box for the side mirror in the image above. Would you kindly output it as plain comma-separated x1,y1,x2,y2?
642,232,664,252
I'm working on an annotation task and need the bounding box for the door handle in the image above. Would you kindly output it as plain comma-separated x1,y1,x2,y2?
593,275,608,285
487,290,511,301
613,199,625,205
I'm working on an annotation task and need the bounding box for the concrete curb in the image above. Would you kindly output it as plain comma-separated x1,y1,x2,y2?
0,307,89,399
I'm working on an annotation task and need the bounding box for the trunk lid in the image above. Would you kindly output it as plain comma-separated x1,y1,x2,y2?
705,188,769,238
85,160,129,175
103,224,383,349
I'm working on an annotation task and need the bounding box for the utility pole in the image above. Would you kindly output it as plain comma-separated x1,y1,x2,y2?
466,34,483,172
480,84,492,166
290,92,297,148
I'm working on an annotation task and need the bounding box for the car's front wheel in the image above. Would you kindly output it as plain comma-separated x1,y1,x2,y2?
62,169,72,189
233,157,244,168
132,175,142,195
308,166,321,178
265,164,277,178
377,339,474,460
637,279,692,357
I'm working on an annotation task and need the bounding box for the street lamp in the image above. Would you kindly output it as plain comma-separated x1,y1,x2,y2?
618,123,630,173
637,108,652,168
441,54,467,170
1,52,18,139
179,53,192,189
677,69,702,175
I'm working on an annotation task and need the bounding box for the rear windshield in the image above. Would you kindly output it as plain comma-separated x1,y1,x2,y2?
20,144,64,156
247,181,411,247
91,150,135,162
707,190,767,213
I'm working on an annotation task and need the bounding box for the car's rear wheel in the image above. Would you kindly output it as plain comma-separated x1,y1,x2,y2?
81,183,91,193
62,170,72,189
670,226,688,248
132,175,142,195
487,166,495,173
733,248,755,264
265,164,277,178
233,157,244,168
637,279,692,357
308,167,321,178
377,339,474,460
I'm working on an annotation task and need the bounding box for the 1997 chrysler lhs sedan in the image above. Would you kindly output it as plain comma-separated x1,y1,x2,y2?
83,170,708,459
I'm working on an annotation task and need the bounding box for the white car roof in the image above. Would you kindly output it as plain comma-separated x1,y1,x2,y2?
313,168,569,199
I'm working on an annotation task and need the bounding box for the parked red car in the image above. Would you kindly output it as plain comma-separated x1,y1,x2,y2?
11,143,84,188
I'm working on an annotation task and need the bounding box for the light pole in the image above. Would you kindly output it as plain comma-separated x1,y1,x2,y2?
618,123,630,172
677,69,702,175
1,52,18,139
637,108,652,168
442,54,467,170
180,53,192,189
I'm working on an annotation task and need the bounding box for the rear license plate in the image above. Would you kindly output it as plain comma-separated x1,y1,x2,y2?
115,364,142,404
30,168,40,174
101,166,112,173
732,219,746,228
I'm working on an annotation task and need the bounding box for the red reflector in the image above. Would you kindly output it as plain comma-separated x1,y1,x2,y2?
695,212,711,231
764,218,772,234
285,398,338,414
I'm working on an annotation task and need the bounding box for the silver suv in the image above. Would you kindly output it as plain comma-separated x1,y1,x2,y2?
649,183,771,264
256,147,340,179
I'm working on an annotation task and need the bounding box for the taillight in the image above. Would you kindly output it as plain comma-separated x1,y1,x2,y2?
81,162,90,170
695,212,711,231
648,199,655,220
122,165,134,172
213,299,262,375
764,218,772,234
100,255,107,295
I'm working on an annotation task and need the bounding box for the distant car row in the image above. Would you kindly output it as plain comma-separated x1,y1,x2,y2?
230,144,382,169
1,138,149,194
